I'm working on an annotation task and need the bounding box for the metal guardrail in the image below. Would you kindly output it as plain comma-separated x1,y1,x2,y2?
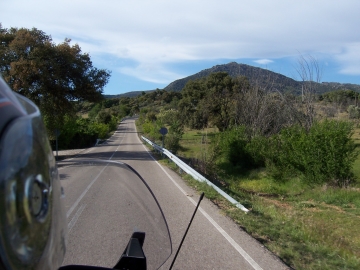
141,136,249,212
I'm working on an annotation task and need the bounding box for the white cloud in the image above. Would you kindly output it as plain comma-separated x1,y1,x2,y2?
253,59,274,65
2,0,360,85
119,63,184,84
336,43,360,75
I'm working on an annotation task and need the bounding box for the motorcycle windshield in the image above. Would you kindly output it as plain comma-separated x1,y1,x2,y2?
58,159,172,270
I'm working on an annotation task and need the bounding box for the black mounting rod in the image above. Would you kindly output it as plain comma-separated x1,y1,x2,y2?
169,192,204,270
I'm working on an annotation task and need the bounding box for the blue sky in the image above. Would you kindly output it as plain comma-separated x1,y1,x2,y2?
2,0,360,95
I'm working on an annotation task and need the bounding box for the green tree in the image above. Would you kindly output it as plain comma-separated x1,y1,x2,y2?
102,98,119,108
179,73,249,131
0,26,111,136
204,72,238,131
96,110,112,124
119,104,131,118
178,79,208,129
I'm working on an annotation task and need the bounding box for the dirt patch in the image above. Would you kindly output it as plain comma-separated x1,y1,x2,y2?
211,198,231,209
262,197,293,210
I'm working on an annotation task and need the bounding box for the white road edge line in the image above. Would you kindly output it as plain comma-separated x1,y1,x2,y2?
140,140,263,270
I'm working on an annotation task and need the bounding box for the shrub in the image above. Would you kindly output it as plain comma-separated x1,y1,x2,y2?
57,117,98,149
165,133,181,154
91,122,109,140
56,115,118,149
57,115,78,149
96,110,112,124
348,105,360,119
108,115,118,131
264,120,358,186
213,126,260,172
141,120,162,142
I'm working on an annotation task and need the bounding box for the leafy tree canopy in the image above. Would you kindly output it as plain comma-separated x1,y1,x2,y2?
0,26,111,135
178,72,251,131
320,89,360,103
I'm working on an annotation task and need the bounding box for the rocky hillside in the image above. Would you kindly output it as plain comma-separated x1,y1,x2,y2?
105,62,360,98
164,62,301,93
164,62,360,94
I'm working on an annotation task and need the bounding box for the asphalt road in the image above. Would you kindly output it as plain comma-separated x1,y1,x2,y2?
60,118,288,270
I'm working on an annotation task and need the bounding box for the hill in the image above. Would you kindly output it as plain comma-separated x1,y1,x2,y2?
164,62,301,93
104,90,155,99
318,82,360,93
105,62,360,98
164,62,360,94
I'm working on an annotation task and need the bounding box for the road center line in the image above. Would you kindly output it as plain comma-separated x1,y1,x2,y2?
140,138,263,270
68,204,86,232
66,165,107,218
64,122,127,231
109,123,127,160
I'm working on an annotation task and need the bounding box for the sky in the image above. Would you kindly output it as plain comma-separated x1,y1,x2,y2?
2,0,360,95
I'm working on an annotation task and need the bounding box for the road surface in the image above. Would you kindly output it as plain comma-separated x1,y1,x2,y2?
60,118,288,270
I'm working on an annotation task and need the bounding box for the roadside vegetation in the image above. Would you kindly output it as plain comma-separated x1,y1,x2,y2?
53,98,131,149
157,126,360,269
152,124,360,269
137,64,360,269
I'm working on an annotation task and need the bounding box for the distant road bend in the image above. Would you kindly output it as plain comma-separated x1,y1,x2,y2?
60,118,288,270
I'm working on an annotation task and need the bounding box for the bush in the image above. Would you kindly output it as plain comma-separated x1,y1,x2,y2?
90,122,109,140
348,105,360,119
96,110,112,124
165,133,181,154
141,120,162,142
213,126,260,172
56,115,119,149
108,115,118,131
56,115,78,149
264,120,358,186
57,117,97,149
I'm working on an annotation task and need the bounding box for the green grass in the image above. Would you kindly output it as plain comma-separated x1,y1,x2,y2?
155,127,360,270
352,127,360,187
177,128,217,159
352,156,360,188
182,173,360,269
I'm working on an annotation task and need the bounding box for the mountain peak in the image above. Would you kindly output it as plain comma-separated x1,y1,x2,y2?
164,62,300,92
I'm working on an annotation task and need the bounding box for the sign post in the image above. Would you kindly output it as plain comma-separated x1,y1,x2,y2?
54,129,61,158
159,127,168,156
